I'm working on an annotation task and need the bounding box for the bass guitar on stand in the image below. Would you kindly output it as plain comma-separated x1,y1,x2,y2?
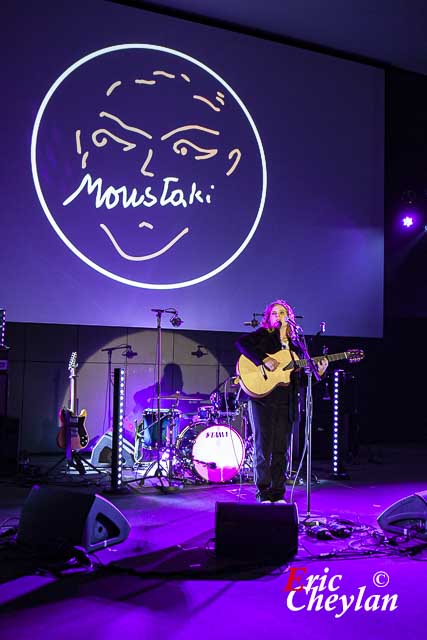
56,352,89,459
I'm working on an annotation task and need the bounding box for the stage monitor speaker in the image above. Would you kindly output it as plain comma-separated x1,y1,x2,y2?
215,501,298,563
90,431,135,467
377,490,427,540
17,485,131,553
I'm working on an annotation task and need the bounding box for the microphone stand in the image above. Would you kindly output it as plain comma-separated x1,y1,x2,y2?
290,320,321,519
138,309,183,491
101,344,132,435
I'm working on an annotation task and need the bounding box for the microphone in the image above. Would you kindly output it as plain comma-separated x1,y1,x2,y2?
151,307,183,326
170,312,183,327
194,458,217,469
122,346,138,359
243,313,262,328
191,345,207,358
243,319,259,327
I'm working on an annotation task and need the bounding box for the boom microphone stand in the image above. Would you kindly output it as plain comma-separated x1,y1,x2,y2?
101,344,136,434
139,308,184,490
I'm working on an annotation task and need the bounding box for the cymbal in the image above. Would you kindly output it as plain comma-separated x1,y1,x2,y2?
148,396,211,403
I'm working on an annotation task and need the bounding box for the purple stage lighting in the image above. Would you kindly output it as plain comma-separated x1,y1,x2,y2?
402,215,414,228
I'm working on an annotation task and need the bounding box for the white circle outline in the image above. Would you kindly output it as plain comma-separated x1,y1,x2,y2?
31,43,267,290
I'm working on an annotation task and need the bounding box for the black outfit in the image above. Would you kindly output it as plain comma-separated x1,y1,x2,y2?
235,328,303,502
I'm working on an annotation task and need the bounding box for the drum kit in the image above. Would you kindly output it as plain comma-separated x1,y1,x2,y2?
129,308,253,487
133,389,252,484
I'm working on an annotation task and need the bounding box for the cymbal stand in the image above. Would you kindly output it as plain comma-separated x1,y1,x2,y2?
138,309,184,489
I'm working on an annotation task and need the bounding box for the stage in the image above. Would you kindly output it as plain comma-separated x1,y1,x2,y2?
0,443,425,640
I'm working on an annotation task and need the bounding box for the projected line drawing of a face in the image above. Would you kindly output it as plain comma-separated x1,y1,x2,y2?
32,44,266,288
65,69,242,263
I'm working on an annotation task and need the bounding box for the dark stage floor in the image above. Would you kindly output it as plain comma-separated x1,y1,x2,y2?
0,443,426,640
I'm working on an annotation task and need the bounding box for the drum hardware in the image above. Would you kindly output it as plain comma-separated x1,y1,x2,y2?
196,405,219,422
240,434,254,481
210,390,241,417
133,309,187,490
134,376,251,486
134,405,256,485
175,422,245,483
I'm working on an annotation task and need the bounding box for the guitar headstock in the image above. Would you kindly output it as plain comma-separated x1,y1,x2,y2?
68,351,78,371
345,349,364,363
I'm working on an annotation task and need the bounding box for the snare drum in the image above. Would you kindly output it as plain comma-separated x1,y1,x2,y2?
134,409,180,462
176,422,245,482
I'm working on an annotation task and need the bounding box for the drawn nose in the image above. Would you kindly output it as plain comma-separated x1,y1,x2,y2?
140,148,155,177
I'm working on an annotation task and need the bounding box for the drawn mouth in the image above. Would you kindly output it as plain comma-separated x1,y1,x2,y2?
100,223,189,261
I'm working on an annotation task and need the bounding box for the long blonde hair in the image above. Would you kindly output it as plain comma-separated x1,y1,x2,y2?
260,299,297,340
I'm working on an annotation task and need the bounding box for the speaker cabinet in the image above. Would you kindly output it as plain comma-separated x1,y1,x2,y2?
377,491,427,540
90,431,135,467
17,485,131,552
215,501,298,563
0,371,7,417
0,416,19,474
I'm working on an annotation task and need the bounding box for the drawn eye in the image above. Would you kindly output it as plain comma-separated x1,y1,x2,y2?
172,138,218,160
92,128,136,151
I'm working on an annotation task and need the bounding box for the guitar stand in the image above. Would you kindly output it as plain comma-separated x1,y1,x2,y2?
46,450,104,478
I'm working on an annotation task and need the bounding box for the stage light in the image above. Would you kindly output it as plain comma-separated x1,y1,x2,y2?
397,209,424,233
398,190,424,232
402,215,414,228
108,367,128,493
329,369,349,479
0,309,5,347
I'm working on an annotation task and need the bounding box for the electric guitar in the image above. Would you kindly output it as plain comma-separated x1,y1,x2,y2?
56,352,89,451
237,348,364,398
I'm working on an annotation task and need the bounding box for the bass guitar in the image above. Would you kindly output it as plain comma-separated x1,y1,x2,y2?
237,348,364,398
56,352,89,451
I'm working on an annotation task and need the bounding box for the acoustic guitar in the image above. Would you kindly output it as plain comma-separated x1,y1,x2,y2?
56,352,89,451
237,348,364,398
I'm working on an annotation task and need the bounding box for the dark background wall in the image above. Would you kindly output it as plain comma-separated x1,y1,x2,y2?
382,69,427,442
3,321,381,455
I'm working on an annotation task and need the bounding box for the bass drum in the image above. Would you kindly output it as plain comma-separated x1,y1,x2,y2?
176,421,245,483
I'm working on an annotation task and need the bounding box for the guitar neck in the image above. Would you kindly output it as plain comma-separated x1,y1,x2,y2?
69,371,77,414
293,352,349,369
